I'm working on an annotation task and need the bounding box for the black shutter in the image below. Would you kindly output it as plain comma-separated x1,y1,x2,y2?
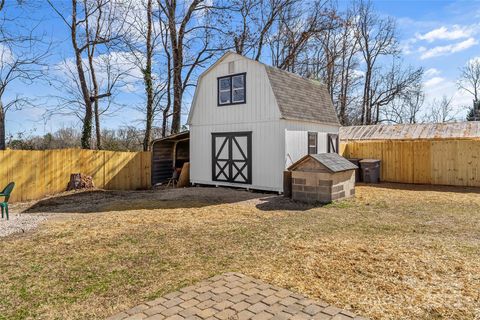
327,134,339,154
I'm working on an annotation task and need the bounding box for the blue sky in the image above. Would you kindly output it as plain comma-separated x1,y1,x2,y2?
4,0,480,137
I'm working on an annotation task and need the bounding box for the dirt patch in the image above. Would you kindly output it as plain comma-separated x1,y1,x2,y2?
0,214,47,238
1,184,479,320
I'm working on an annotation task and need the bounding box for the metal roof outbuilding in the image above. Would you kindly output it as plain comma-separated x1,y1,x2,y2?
340,122,480,141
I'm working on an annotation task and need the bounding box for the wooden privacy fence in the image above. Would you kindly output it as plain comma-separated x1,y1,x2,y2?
341,139,480,187
0,149,151,203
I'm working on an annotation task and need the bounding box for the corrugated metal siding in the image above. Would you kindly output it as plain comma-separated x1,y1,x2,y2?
340,122,480,141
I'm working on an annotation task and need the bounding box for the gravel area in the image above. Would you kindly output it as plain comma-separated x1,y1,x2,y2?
0,213,47,238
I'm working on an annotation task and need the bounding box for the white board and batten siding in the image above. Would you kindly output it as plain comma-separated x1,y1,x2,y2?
188,52,340,192
284,120,339,168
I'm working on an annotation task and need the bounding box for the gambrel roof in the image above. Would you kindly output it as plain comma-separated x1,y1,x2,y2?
187,52,339,126
265,66,339,125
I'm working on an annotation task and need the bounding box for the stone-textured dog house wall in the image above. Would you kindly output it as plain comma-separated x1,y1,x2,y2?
288,153,357,203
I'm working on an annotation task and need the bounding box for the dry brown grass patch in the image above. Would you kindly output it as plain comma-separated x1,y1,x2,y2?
0,184,479,320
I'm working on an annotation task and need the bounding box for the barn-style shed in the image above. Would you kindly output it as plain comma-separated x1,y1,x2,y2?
187,52,340,192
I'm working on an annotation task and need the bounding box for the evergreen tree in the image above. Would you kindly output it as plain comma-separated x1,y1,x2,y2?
466,100,480,121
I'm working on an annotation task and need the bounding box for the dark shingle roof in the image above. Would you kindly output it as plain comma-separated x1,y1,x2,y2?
265,66,339,126
288,153,357,172
311,153,358,172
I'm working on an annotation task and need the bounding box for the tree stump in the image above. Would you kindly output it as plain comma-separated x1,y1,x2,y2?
66,173,95,191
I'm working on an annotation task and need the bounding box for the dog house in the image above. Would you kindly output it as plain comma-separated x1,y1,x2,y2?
288,153,357,203
151,131,190,185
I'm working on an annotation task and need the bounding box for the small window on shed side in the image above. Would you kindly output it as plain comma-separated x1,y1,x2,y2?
308,132,317,154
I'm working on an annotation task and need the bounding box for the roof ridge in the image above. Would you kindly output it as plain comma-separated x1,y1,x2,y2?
263,64,325,87
225,51,327,88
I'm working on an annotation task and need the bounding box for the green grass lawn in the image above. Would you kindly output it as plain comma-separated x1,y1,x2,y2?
0,184,479,320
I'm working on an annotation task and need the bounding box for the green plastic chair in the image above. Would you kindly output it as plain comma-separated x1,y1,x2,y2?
0,182,15,220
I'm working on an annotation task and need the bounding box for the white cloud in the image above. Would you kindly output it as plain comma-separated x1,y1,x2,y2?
0,43,14,65
424,76,445,88
352,69,365,78
425,68,441,77
420,37,478,59
422,77,472,120
420,63,471,120
416,24,477,42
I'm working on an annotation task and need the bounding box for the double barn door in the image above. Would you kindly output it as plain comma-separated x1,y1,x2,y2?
212,132,252,184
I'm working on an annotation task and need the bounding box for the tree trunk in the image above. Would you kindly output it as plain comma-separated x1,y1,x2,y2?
71,0,93,149
362,67,372,125
162,110,169,137
163,0,202,134
0,100,5,150
171,73,182,134
170,23,182,134
94,100,101,149
143,0,154,151
162,54,172,138
88,56,101,150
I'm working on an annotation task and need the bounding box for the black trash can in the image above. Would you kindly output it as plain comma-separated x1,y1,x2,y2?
347,158,361,182
359,159,381,183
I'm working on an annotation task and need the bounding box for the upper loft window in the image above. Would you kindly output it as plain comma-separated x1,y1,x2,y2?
308,132,318,154
217,73,246,106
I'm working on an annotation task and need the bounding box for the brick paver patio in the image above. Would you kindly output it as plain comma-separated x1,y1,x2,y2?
107,273,367,320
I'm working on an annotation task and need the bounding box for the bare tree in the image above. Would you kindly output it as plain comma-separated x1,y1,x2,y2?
0,1,49,150
424,95,457,123
142,0,154,150
356,0,399,124
230,0,295,60
275,2,337,71
121,0,166,150
48,0,129,149
157,0,224,134
293,4,358,124
458,58,480,121
159,20,173,138
382,81,424,124
369,62,423,123
458,58,480,102
334,9,362,125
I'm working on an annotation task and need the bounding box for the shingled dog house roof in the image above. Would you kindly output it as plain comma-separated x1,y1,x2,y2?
288,153,358,173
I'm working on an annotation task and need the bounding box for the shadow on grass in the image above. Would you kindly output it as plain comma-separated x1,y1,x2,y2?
21,187,322,214
20,187,285,214
255,196,317,211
